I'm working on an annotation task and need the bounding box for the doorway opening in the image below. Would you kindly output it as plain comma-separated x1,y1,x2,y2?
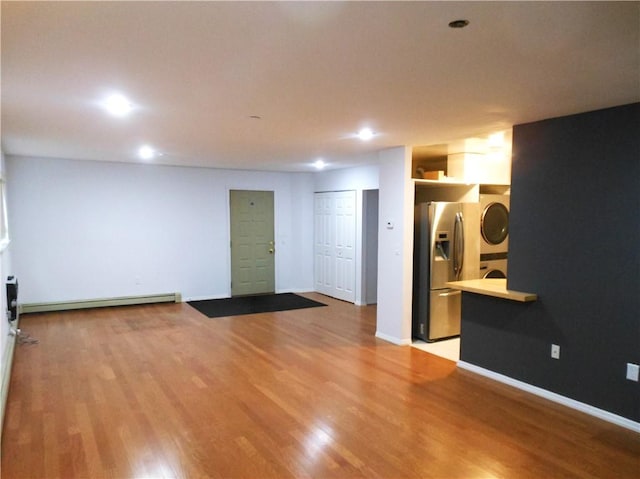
362,189,379,305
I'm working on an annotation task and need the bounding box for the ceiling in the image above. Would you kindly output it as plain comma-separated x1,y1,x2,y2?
2,1,639,172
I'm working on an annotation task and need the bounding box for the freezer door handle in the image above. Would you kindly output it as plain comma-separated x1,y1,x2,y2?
453,212,464,280
438,290,461,297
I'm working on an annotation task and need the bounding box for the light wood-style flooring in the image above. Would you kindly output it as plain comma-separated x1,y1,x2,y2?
2,293,639,478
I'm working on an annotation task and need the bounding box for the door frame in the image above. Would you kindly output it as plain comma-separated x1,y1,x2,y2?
227,188,277,297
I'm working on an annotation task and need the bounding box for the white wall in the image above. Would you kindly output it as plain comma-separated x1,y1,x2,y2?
313,163,380,305
279,173,315,293
0,150,8,359
313,163,379,193
6,156,315,304
375,146,414,344
0,150,14,433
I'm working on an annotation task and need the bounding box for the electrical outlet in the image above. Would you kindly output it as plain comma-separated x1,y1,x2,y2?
626,363,639,382
551,344,560,360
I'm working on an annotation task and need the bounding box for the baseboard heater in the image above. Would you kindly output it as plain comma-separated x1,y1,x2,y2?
19,292,182,314
1,322,18,446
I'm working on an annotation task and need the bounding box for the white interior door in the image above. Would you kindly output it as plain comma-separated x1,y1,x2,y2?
333,191,355,301
314,192,334,296
314,191,356,303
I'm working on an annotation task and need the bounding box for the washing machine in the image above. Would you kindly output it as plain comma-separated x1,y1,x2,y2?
479,194,510,255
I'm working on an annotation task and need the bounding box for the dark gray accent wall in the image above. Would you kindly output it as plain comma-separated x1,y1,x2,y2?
460,103,640,422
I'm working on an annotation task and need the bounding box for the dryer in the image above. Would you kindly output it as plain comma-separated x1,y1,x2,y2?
479,257,508,279
479,194,510,255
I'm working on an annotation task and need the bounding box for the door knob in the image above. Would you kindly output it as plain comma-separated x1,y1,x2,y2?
269,248,275,254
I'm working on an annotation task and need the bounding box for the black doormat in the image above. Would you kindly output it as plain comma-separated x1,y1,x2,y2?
188,293,327,318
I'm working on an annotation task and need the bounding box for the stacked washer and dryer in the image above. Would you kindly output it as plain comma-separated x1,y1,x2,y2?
479,194,510,278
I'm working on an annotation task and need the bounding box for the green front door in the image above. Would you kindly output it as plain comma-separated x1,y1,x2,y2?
229,190,275,296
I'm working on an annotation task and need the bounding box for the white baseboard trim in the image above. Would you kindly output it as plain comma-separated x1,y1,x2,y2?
19,292,182,314
1,320,19,449
458,361,640,433
277,288,315,295
375,331,412,346
186,291,330,303
186,291,320,303
183,294,229,302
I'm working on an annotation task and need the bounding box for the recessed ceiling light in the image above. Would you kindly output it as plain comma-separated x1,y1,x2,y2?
357,128,374,141
313,159,327,170
448,19,469,29
103,93,133,117
138,145,156,160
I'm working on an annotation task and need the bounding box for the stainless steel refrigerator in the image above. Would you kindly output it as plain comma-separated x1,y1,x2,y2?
412,201,477,342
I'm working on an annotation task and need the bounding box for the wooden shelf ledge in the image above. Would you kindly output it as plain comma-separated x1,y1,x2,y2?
446,278,537,302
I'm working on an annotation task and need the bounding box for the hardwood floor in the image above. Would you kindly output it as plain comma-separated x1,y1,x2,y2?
2,293,638,478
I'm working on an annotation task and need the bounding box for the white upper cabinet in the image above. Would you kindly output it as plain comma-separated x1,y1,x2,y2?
412,129,512,186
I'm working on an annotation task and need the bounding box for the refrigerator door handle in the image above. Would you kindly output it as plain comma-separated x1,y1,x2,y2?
453,212,464,280
438,290,462,297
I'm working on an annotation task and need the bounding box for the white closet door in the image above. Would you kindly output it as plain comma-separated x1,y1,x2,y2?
314,192,334,296
314,191,356,303
333,191,355,301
